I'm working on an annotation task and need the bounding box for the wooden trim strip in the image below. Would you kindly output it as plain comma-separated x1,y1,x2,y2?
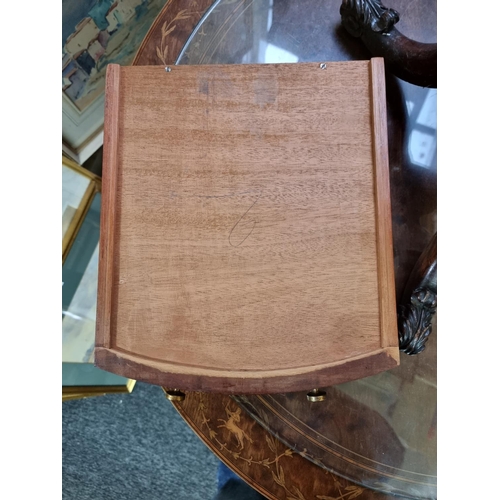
369,58,398,351
94,346,399,394
95,64,121,349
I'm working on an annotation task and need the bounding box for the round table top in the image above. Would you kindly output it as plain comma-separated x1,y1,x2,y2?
134,1,436,498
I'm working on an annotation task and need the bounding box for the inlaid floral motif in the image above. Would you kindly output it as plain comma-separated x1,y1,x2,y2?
193,394,368,500
156,8,197,65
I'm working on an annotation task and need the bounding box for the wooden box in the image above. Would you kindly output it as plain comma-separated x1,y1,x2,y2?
95,59,399,394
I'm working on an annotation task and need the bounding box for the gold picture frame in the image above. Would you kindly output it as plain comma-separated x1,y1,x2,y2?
62,380,136,402
62,155,101,262
62,156,134,401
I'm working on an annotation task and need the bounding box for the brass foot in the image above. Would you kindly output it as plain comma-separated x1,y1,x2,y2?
307,388,326,402
163,388,186,401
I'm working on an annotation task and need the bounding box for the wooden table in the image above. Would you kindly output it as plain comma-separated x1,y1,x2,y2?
133,1,436,498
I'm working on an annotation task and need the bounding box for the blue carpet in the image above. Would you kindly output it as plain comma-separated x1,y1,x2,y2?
62,382,220,499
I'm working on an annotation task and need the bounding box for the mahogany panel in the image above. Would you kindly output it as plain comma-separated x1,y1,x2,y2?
96,60,398,393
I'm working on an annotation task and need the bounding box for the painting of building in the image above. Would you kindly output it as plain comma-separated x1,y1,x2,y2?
106,0,143,33
88,39,106,61
64,17,101,58
62,0,164,112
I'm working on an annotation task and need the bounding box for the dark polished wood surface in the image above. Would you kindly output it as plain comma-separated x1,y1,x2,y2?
133,0,216,66
172,390,391,500
134,1,436,498
340,0,437,87
234,334,437,498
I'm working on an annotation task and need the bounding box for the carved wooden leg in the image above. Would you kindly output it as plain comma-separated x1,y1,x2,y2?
339,0,437,88
398,233,437,355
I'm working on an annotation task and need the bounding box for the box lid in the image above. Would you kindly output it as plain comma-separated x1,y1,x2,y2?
95,59,398,394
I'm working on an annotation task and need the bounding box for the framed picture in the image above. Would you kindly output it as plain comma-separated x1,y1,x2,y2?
62,155,100,259
62,158,135,400
62,0,165,163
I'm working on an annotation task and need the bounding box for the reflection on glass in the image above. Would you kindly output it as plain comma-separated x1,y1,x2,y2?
62,193,101,364
242,42,298,64
62,192,132,390
406,100,414,115
409,129,437,169
263,42,298,63
405,88,437,170
336,319,436,497
266,0,273,30
62,244,99,363
416,91,437,128
62,163,91,240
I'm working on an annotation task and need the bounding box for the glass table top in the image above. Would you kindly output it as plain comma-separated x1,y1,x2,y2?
177,0,436,498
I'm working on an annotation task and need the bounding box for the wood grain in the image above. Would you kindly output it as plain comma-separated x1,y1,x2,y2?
94,346,398,393
132,0,216,66
95,60,399,393
171,391,391,500
369,58,398,352
95,64,120,350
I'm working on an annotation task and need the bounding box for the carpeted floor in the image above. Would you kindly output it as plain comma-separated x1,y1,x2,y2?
63,382,220,500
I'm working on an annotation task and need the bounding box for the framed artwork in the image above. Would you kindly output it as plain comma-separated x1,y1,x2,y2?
62,0,165,163
62,163,135,400
62,155,100,259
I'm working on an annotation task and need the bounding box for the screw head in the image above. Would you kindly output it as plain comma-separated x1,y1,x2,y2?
319,63,327,70
165,66,172,72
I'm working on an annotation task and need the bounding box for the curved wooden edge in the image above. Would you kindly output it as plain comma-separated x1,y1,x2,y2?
370,58,398,354
94,346,398,394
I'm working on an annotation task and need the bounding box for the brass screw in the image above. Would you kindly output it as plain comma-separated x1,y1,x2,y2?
163,388,185,401
307,388,326,402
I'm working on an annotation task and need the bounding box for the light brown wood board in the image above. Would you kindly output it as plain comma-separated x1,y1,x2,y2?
95,59,399,393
